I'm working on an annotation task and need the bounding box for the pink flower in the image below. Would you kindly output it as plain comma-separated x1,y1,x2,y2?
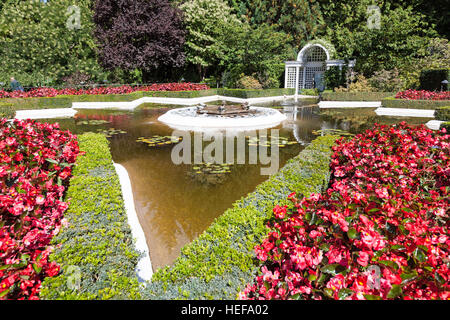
357,251,371,267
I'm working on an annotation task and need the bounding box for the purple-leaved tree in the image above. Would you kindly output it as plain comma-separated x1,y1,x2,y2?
93,0,186,82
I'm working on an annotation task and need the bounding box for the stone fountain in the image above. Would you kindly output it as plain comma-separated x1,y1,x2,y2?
158,101,287,131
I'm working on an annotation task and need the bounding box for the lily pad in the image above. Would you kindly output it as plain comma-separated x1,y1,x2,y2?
136,135,183,148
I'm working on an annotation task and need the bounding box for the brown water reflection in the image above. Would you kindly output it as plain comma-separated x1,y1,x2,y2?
41,105,430,270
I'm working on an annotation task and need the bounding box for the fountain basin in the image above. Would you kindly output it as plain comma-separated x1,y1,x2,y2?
158,106,287,131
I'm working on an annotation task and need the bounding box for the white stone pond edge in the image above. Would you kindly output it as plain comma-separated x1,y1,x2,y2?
113,163,153,283
72,94,316,110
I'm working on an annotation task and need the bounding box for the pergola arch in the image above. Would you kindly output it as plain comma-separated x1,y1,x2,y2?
285,40,356,98
297,43,330,62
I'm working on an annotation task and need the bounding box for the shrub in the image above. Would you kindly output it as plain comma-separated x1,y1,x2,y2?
143,135,338,300
40,133,142,300
324,66,347,90
435,106,450,121
335,75,375,93
369,69,405,92
0,119,80,300
236,75,263,90
241,123,449,300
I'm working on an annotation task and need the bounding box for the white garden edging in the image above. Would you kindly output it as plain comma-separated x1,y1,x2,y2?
72,95,316,110
113,163,153,283
425,120,444,130
15,108,78,120
319,101,382,108
375,108,435,118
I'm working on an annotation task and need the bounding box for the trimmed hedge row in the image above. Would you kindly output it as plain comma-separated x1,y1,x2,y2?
382,97,450,109
0,102,14,118
435,106,450,121
40,133,142,300
441,122,450,131
143,135,338,300
321,92,396,101
218,88,295,99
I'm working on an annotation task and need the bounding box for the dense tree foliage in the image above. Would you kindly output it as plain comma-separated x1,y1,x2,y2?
93,0,186,83
0,0,104,87
178,0,241,81
221,23,293,88
226,0,325,47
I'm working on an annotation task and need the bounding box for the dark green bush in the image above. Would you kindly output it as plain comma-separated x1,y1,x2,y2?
435,106,450,121
40,133,142,300
419,69,450,91
382,97,450,109
324,65,348,90
143,135,338,300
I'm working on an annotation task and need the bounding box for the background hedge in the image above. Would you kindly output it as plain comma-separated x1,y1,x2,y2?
321,92,396,101
40,133,142,300
0,102,14,118
382,97,450,109
218,88,295,99
435,106,450,121
143,135,338,300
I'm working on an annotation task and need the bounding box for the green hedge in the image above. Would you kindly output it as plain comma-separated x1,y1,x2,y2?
40,133,142,300
143,135,338,300
382,97,450,109
435,106,450,121
441,122,450,131
0,102,15,118
218,88,295,99
321,92,396,101
419,69,450,91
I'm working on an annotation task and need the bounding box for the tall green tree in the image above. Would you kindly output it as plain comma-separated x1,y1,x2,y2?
0,0,104,87
226,0,325,48
178,0,241,81
221,23,293,88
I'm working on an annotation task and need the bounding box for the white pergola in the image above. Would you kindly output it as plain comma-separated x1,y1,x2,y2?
285,42,355,99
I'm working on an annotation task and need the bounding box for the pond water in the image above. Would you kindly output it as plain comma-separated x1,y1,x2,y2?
39,103,430,270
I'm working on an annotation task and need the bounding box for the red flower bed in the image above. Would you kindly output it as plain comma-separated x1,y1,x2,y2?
241,123,449,300
0,83,210,99
0,119,80,300
395,90,450,100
